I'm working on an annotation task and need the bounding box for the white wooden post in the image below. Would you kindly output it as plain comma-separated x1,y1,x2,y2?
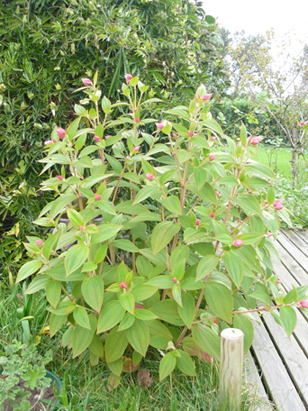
218,328,244,411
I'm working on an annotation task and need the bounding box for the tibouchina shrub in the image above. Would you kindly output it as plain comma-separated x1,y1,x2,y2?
16,74,308,385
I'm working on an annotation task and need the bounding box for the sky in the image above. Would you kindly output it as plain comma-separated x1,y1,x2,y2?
203,0,308,40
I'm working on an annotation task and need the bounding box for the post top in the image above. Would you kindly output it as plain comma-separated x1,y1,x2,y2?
221,328,244,340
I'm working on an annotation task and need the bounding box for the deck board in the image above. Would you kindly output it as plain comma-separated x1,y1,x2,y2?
251,313,306,411
248,229,308,410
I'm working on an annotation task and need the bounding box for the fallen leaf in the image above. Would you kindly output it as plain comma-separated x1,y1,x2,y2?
137,369,153,387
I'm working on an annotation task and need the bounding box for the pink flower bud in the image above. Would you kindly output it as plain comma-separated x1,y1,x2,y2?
35,240,43,246
209,154,216,161
78,226,85,231
202,94,212,101
274,202,284,210
57,127,66,139
196,94,201,99
94,135,100,141
126,156,130,160
267,232,274,237
125,74,133,83
233,239,244,247
188,131,194,137
146,173,154,180
135,117,140,122
209,213,215,218
133,146,140,152
247,136,263,145
300,121,307,127
210,136,216,141
81,78,93,86
129,106,133,110
44,140,56,145
215,191,221,197
264,200,268,205
172,133,178,139
276,280,282,284
299,300,308,308
156,120,167,130
195,220,201,226
56,175,64,180
120,281,128,289
172,278,178,283
105,135,112,139
248,190,253,194
95,194,102,201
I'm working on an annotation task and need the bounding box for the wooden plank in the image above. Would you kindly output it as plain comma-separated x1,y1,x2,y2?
251,313,306,411
277,233,308,275
244,351,273,410
275,241,308,287
262,312,308,407
271,254,308,356
281,229,308,257
295,230,308,245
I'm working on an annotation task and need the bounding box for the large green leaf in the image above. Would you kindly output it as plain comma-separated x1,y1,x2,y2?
223,251,244,287
151,222,181,256
81,276,104,312
91,224,123,244
46,281,61,308
204,281,233,323
16,260,43,283
159,352,176,381
162,196,182,215
97,300,126,333
73,306,91,330
280,306,297,336
233,196,261,215
126,318,150,357
72,315,96,358
176,350,196,376
233,314,254,353
149,300,184,326
65,244,89,276
50,194,77,219
105,326,129,363
196,255,219,281
119,292,135,314
177,294,195,329
192,324,220,361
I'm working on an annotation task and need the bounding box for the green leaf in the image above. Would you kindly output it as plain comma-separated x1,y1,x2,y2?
112,240,139,253
150,300,184,326
162,195,182,215
223,251,244,287
194,167,209,190
16,260,43,283
95,243,108,263
284,286,308,304
192,324,220,361
134,309,158,321
118,312,135,331
50,194,77,219
73,306,91,330
88,335,104,357
97,300,126,333
81,276,104,312
42,234,58,260
133,186,160,205
108,358,123,376
82,262,98,272
50,314,67,338
91,224,123,244
196,255,219,281
170,283,181,306
65,244,89,276
233,196,261,215
119,292,135,314
204,282,233,323
105,153,122,174
146,276,174,289
126,318,150,357
24,275,51,295
267,186,275,205
176,350,196,376
280,306,297,336
151,221,181,256
72,315,96,358
236,233,264,245
105,326,129,363
177,294,195,329
46,281,61,308
159,352,176,381
130,212,161,223
233,314,254,353
67,208,85,229
131,285,158,301
245,163,277,180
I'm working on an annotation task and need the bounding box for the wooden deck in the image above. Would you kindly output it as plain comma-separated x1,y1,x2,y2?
244,229,308,411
